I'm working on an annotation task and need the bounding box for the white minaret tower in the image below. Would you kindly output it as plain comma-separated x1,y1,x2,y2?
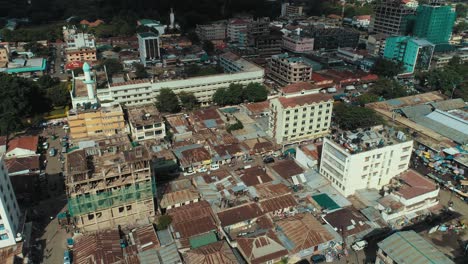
82,62,95,99
170,8,175,29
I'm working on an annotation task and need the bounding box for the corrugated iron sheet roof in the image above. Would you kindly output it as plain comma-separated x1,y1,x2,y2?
378,231,454,264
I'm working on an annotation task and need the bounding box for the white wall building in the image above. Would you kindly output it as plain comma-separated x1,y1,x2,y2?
137,32,160,67
63,26,96,50
377,170,439,223
320,128,413,197
269,93,334,144
0,156,21,249
97,55,264,106
127,105,166,142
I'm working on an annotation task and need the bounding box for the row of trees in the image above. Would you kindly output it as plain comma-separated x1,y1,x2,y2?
155,83,268,113
212,83,268,106
0,74,70,135
417,56,468,100
333,103,384,131
155,89,199,113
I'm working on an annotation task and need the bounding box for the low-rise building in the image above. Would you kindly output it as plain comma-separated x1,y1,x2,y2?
68,104,126,140
431,51,468,69
282,34,314,54
3,58,47,76
127,105,165,142
320,127,413,197
183,241,238,264
269,160,306,185
65,47,97,62
260,194,298,217
269,93,333,144
323,207,372,242
0,45,9,64
5,136,38,158
217,203,264,237
236,230,289,264
276,213,334,259
172,144,212,173
97,53,264,106
137,19,166,36
376,231,454,264
377,170,439,225
268,53,313,86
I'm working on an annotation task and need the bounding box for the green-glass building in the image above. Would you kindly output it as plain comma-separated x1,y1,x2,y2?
413,4,456,45
384,36,435,74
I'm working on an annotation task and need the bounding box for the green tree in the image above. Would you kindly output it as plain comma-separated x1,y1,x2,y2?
370,79,408,99
37,75,60,88
456,4,467,18
45,83,70,107
425,68,463,96
202,40,215,54
454,21,468,34
133,63,148,79
371,58,404,78
178,92,199,110
357,93,379,106
226,120,244,133
243,83,268,102
23,42,51,57
156,215,172,230
213,87,228,106
333,103,384,130
101,58,123,77
156,88,181,113
0,73,48,135
226,83,244,105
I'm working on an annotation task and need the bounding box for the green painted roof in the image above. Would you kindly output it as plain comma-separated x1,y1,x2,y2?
138,32,159,38
139,19,161,26
189,231,217,249
312,193,340,210
6,58,47,73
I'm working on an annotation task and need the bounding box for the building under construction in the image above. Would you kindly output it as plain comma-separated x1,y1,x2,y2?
370,0,416,35
65,136,156,232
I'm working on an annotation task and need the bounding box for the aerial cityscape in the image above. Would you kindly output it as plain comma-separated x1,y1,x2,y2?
1,0,468,263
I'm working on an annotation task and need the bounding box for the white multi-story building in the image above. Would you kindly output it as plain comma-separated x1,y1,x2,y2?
97,55,264,106
0,156,21,249
269,93,334,144
63,26,96,50
282,34,314,54
137,32,160,66
127,105,166,142
196,23,227,41
320,128,413,197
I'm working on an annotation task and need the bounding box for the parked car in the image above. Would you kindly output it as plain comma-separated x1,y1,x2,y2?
311,254,326,263
49,148,56,157
42,142,49,150
198,167,208,173
210,164,220,170
263,156,275,164
64,250,71,264
351,240,368,251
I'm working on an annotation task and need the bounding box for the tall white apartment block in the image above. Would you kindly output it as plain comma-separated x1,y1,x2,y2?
137,32,160,66
320,128,413,197
0,156,21,248
269,93,334,144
